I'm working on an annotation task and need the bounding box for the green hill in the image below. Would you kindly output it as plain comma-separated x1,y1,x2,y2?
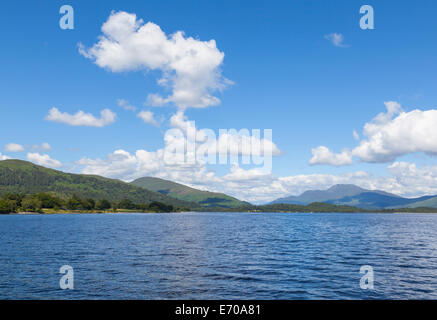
130,177,248,208
0,159,196,208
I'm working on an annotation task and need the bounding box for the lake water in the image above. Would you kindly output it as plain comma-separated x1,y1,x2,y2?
1,212,437,299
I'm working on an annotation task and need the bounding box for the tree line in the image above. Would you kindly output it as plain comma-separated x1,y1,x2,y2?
0,192,177,214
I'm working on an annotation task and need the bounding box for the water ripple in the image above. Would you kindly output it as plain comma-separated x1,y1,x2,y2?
1,212,437,299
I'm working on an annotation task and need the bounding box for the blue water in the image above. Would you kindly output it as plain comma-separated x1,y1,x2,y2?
1,212,437,299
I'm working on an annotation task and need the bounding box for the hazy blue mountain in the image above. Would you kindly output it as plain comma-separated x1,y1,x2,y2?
327,192,436,210
271,184,398,205
270,184,437,209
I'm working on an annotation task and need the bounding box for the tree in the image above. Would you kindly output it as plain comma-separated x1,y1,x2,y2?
2,193,23,207
81,198,95,210
96,199,111,210
21,196,42,212
36,192,63,208
148,201,173,213
0,199,18,214
118,199,135,210
66,195,82,210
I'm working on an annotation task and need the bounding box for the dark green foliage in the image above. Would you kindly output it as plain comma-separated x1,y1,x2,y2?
148,201,174,213
118,199,135,210
65,195,96,210
21,195,42,212
0,198,18,213
81,199,96,210
35,192,63,209
96,199,111,210
1,193,23,208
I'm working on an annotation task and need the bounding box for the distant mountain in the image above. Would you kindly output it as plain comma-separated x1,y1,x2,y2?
3,160,437,212
271,184,389,205
0,159,196,208
270,184,437,209
326,192,436,210
131,177,248,208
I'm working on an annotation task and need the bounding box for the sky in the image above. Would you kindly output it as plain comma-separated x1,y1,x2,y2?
1,0,437,203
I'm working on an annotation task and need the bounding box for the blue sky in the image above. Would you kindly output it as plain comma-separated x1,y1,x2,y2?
2,0,437,203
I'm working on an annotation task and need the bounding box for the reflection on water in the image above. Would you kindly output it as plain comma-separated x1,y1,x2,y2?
1,212,437,299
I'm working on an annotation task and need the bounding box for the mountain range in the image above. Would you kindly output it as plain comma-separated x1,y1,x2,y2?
2,159,437,211
0,159,245,209
270,184,437,209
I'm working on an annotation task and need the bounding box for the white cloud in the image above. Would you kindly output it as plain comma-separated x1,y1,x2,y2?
76,111,282,201
76,151,437,203
311,101,437,165
5,142,51,153
168,110,281,158
41,142,52,151
0,153,10,160
27,153,62,168
386,162,437,197
4,143,25,152
324,33,348,48
221,162,437,203
77,148,217,185
138,110,159,126
117,99,137,111
31,142,52,151
309,146,353,166
79,11,230,109
352,101,437,162
353,130,360,140
77,150,138,179
46,107,116,127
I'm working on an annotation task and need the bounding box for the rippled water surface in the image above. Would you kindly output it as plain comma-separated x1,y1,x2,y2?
1,212,437,299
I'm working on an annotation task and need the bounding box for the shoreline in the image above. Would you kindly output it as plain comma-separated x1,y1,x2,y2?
3,210,437,215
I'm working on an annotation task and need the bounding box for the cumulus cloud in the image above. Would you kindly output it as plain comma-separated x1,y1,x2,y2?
117,99,137,111
4,143,25,152
31,142,52,151
168,111,281,159
386,162,437,197
76,110,282,201
138,110,159,126
46,107,116,127
71,111,437,202
309,146,353,166
324,33,348,48
75,148,437,203
74,109,407,203
77,148,217,186
352,101,437,162
41,142,51,151
27,153,62,168
5,142,52,153
0,153,10,160
79,11,230,109
219,162,437,203
311,101,437,166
